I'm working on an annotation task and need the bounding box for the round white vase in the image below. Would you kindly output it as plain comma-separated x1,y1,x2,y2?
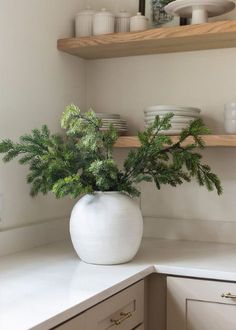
70,192,143,265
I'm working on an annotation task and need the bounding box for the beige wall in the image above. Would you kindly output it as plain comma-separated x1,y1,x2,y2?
85,3,236,243
86,0,139,15
2,0,236,244
0,0,86,230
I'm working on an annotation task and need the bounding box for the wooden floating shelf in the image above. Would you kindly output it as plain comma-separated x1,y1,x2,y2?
58,20,236,59
115,135,236,148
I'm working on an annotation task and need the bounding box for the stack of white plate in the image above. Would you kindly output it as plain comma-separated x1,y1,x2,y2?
85,113,128,135
144,105,201,135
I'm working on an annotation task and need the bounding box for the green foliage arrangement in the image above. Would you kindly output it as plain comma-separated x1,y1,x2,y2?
0,104,222,198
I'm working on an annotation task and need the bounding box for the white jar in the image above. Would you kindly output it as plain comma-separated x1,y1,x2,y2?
75,7,96,37
224,102,236,133
70,192,143,265
224,102,236,119
224,119,236,133
130,12,148,32
115,10,131,33
93,8,115,36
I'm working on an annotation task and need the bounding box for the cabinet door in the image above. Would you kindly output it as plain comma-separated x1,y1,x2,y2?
54,312,86,329
86,280,144,330
167,277,236,330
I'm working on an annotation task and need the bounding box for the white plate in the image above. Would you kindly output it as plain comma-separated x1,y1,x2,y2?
146,123,188,128
144,109,200,114
143,129,183,135
145,117,195,124
101,119,127,123
145,125,187,133
144,105,201,113
100,128,128,132
95,113,121,119
144,130,184,135
102,126,127,131
102,124,127,127
145,126,187,132
144,110,200,117
100,129,127,136
102,122,127,124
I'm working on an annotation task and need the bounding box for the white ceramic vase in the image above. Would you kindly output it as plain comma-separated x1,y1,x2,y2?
70,192,143,265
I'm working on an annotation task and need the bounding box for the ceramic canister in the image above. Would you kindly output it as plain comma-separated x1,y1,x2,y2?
130,12,148,32
93,8,115,36
75,7,96,37
224,102,236,133
115,10,131,33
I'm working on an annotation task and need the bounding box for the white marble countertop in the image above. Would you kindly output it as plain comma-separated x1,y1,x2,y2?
1,238,236,330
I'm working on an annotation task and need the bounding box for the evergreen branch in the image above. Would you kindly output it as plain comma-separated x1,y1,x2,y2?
0,106,222,198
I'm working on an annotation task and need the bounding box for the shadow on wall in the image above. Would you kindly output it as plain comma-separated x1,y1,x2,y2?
141,148,236,220
140,148,236,243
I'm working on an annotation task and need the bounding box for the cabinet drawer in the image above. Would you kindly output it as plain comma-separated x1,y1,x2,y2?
54,312,86,329
54,280,144,330
133,324,144,330
86,280,144,330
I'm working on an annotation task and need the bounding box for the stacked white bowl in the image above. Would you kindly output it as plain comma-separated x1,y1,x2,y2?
92,113,128,135
144,105,201,135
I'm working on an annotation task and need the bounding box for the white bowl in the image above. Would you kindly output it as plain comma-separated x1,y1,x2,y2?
101,119,127,123
95,113,121,119
144,110,200,117
144,105,201,113
145,117,195,123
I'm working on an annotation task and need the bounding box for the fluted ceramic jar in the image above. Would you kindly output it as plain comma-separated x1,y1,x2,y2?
224,102,236,133
75,7,96,37
93,8,115,36
130,12,148,32
115,10,131,33
70,192,143,265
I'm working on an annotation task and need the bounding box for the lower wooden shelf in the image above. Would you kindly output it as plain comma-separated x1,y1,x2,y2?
115,135,236,148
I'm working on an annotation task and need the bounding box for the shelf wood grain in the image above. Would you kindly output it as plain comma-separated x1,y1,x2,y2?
115,135,236,148
57,20,236,59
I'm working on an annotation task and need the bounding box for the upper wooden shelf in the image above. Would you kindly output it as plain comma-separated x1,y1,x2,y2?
57,20,236,59
115,135,236,148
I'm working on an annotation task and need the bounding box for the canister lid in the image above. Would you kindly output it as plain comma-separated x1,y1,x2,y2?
95,8,114,17
131,13,148,21
75,7,96,16
115,10,131,18
131,12,147,19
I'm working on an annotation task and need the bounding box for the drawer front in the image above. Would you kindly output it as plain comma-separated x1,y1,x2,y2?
86,280,144,330
133,324,144,330
54,312,86,329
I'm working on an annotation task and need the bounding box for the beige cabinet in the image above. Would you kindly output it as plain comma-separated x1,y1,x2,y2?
54,280,144,330
55,312,86,329
134,324,144,330
86,279,144,330
167,276,236,330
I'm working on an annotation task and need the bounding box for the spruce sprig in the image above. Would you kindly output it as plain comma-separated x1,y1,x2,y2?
0,104,222,198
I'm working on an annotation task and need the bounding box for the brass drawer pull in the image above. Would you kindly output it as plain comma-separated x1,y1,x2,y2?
110,311,133,326
221,292,236,299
